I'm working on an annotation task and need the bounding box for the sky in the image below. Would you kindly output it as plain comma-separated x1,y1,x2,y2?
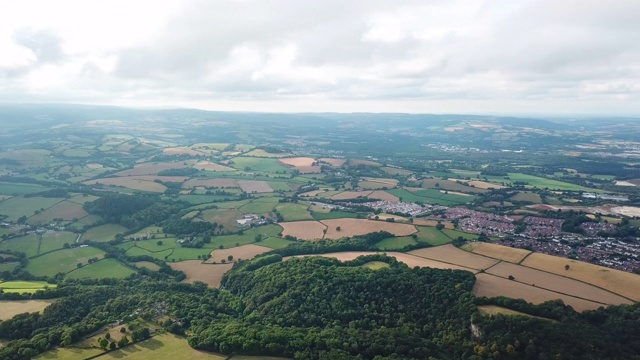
0,0,639,115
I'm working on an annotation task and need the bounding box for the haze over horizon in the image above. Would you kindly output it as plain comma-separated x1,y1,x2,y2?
1,0,639,116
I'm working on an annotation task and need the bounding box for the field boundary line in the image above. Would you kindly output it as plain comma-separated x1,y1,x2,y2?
517,251,534,265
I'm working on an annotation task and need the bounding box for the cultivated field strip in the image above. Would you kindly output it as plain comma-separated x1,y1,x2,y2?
408,245,500,270
473,273,604,312
464,242,532,263
168,261,233,288
522,253,640,301
486,261,632,306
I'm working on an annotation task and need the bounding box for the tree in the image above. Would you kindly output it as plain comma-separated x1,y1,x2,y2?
227,255,233,261
120,326,127,333
117,336,129,348
436,222,445,230
336,226,341,231
109,342,117,351
157,240,163,246
565,264,570,271
105,332,111,340
99,337,109,349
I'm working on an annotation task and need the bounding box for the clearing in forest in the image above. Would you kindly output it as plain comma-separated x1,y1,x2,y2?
0,300,56,320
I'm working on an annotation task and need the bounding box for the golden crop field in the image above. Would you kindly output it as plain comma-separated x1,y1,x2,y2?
279,220,327,240
473,273,603,312
521,253,640,301
279,157,316,166
486,262,632,306
320,218,417,239
408,244,499,270
0,300,55,320
168,261,233,288
463,242,531,263
205,244,271,263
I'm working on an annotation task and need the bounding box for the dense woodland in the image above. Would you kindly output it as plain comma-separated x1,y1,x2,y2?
1,254,639,359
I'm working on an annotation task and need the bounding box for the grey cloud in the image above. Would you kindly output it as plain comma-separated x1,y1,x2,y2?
12,28,64,64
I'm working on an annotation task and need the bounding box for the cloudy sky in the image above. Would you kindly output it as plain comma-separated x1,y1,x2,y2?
1,0,639,115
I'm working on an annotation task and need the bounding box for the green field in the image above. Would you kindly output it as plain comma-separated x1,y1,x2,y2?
0,262,18,272
486,173,599,192
0,234,41,258
267,181,293,192
374,236,418,250
387,188,473,206
274,202,313,221
65,258,136,279
34,346,104,360
414,226,453,246
312,211,361,220
257,236,297,249
0,182,50,195
441,228,479,241
83,224,128,242
362,261,391,270
39,231,78,254
92,333,226,360
239,197,280,214
208,225,284,249
26,246,105,276
0,196,63,222
0,280,56,293
229,157,291,173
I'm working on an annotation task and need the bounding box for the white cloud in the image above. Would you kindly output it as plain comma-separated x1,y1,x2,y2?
0,0,638,115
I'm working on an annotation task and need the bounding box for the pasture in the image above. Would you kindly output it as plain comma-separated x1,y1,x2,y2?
65,258,136,280
39,231,78,254
26,246,105,276
237,180,273,193
387,188,473,206
83,224,128,242
330,190,373,200
239,196,279,213
229,157,291,173
420,179,488,194
414,226,452,246
380,166,412,176
503,173,598,192
182,178,239,189
169,261,233,287
477,305,552,321
274,202,313,221
0,281,56,294
193,160,236,172
0,196,63,222
83,177,167,193
0,182,50,195
257,236,297,249
312,210,360,220
510,191,543,203
463,242,531,263
0,234,40,257
27,201,88,225
521,253,640,301
320,218,417,239
374,236,417,250
287,252,473,272
358,177,399,190
362,261,391,270
348,159,381,167
114,161,192,176
0,299,56,320
135,261,161,271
